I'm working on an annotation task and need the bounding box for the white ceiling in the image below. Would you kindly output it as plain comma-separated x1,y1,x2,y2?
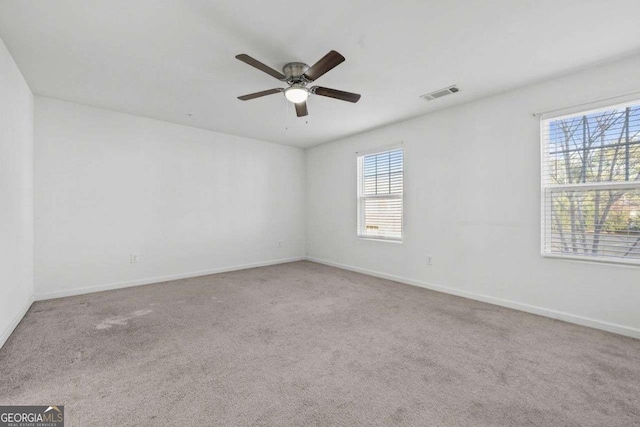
1,1,640,148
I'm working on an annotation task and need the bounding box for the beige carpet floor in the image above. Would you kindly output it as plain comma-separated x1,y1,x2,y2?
1,261,639,426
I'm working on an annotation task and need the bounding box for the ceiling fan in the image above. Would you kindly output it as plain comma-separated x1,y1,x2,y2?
235,50,361,117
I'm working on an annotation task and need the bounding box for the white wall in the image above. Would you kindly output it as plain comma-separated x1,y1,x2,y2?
0,38,33,347
34,98,305,298
306,54,640,338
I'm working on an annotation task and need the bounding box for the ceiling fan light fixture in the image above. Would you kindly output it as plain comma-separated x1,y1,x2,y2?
236,51,360,118
285,85,309,103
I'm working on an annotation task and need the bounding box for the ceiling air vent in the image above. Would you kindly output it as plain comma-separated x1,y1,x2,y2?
420,85,459,101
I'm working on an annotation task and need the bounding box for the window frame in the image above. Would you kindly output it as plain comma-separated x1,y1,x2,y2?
540,99,640,266
356,145,404,243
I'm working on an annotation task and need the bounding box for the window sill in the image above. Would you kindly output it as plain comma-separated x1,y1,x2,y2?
541,253,640,267
357,236,403,244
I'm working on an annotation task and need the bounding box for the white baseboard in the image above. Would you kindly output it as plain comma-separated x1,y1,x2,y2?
34,257,305,301
306,257,640,340
0,295,34,350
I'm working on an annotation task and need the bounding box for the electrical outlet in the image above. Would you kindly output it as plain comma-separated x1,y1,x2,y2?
130,254,139,263
426,255,433,266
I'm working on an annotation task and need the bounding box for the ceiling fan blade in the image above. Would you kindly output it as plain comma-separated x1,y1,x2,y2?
303,50,345,81
237,88,283,101
312,86,361,103
295,101,308,117
236,54,286,80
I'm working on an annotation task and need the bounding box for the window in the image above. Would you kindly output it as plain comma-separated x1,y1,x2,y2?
357,148,403,241
541,101,640,264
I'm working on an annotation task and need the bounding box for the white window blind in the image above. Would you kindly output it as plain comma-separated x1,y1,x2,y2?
541,101,640,264
357,148,403,241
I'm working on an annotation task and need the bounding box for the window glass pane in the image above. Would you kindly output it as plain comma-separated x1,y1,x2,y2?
363,176,376,195
547,188,640,261
376,174,390,194
545,105,640,185
390,150,403,173
363,156,377,177
390,172,403,194
376,152,390,175
362,198,402,240
361,149,404,196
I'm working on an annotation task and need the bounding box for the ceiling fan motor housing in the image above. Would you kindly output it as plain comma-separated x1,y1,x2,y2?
283,62,310,82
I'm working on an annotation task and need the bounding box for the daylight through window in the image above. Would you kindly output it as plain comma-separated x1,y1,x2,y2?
357,148,403,241
541,101,640,264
